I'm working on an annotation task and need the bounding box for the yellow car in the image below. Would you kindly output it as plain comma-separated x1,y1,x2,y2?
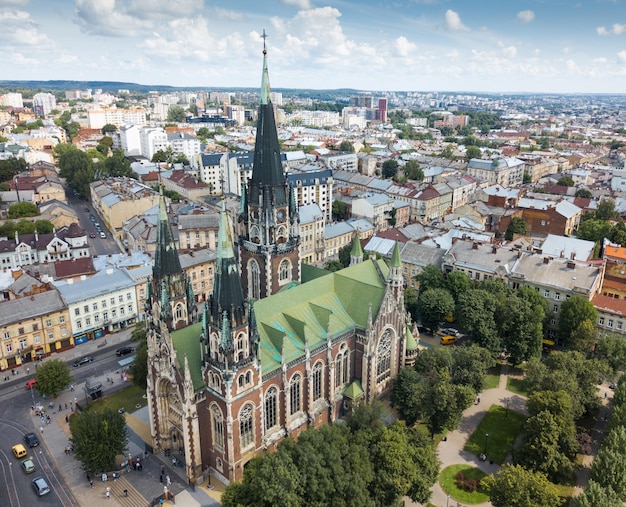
21,456,36,474
440,335,458,346
12,444,27,459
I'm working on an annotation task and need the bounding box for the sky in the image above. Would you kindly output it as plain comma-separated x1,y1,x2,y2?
2,0,626,94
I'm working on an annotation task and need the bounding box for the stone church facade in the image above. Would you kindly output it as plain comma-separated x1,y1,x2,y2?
145,45,416,485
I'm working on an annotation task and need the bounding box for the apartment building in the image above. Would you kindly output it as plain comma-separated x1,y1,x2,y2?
87,108,148,129
177,212,219,252
287,169,333,222
139,127,169,160
466,157,525,187
167,132,202,162
32,93,56,116
0,289,71,370
299,203,326,265
179,250,216,303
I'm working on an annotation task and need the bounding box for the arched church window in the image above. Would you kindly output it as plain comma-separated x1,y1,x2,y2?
211,404,224,449
264,386,278,431
279,260,291,283
312,362,323,401
249,260,260,301
250,225,261,244
175,303,183,320
376,330,393,384
335,344,349,388
289,374,301,415
245,371,251,384
239,403,254,448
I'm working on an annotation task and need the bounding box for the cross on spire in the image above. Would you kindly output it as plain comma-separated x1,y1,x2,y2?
261,29,268,54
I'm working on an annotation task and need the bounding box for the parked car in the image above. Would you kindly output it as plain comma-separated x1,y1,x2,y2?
99,231,106,239
12,443,27,459
116,346,134,356
73,356,94,367
84,207,90,212
90,232,96,238
24,432,39,448
440,335,458,346
21,456,36,474
31,476,51,496
441,328,460,337
26,379,37,390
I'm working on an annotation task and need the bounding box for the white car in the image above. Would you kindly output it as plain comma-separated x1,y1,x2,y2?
441,328,460,337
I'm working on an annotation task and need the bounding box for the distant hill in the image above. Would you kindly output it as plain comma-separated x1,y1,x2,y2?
0,80,360,100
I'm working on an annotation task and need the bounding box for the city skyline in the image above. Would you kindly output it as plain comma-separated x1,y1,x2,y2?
2,0,626,94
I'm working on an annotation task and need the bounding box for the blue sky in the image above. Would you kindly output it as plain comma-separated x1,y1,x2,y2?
2,0,626,94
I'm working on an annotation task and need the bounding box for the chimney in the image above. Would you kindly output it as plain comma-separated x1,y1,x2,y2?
492,245,497,254
472,242,478,250
570,251,576,260
517,250,522,258
567,260,576,269
543,257,550,264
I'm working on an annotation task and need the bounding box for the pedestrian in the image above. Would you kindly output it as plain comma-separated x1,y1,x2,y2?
86,474,91,483
65,414,69,423
166,475,171,486
89,478,94,488
605,392,608,399
105,486,110,499
70,401,73,410
59,404,62,412
26,367,30,374
64,402,68,410
39,426,43,434
160,474,163,483
161,464,165,475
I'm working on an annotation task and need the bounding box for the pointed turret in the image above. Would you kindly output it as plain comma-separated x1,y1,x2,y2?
390,240,403,287
154,190,182,280
350,232,364,266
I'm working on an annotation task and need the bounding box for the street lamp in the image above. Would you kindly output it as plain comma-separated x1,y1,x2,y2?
484,433,489,455
446,493,450,507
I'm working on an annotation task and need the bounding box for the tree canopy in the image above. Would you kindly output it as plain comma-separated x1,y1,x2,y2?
381,159,399,179
558,296,598,346
166,105,187,123
70,409,128,475
483,464,563,507
34,359,73,397
8,201,39,218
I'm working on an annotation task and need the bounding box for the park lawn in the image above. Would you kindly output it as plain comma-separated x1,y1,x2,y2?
439,464,490,504
483,364,501,390
83,385,147,414
506,376,530,397
464,405,526,464
554,483,575,505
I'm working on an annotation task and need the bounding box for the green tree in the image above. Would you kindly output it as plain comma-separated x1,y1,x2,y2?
596,199,620,220
404,287,419,322
417,288,454,332
70,409,128,475
332,199,348,220
569,319,597,353
8,201,39,218
575,188,592,198
101,124,117,134
404,160,424,181
414,264,445,293
590,425,626,501
505,216,527,240
444,270,472,303
101,149,134,178
557,175,575,186
456,289,501,353
464,145,482,162
500,295,543,365
596,333,626,375
338,140,355,152
34,359,73,397
338,242,352,268
381,159,399,179
572,480,622,507
558,296,598,345
323,260,344,272
483,464,563,507
166,106,187,123
151,147,174,164
577,219,612,243
130,323,147,389
424,373,475,436
34,219,54,234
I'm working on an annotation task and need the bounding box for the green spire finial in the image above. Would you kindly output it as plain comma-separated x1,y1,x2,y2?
391,240,402,268
260,29,271,105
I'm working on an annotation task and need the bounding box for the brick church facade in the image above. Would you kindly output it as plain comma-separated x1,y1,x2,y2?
145,44,417,486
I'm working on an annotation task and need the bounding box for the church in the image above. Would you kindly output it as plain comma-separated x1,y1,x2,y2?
145,42,417,485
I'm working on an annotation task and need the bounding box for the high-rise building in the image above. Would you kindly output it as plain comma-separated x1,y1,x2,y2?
32,93,56,115
1,92,23,108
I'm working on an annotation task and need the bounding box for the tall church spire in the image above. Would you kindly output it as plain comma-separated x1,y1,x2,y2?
154,189,182,280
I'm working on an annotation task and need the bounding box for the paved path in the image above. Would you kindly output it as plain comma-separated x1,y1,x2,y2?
406,363,615,507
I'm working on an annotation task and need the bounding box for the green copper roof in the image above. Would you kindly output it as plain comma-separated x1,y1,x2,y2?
343,379,364,400
351,233,364,259
405,323,418,351
172,322,203,392
260,47,271,105
391,240,402,268
254,258,388,375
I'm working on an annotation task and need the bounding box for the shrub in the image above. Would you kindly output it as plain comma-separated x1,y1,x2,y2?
455,471,481,492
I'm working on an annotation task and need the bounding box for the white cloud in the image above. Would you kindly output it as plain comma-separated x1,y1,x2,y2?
127,0,204,19
140,16,216,61
0,0,30,5
597,23,626,35
0,8,50,46
74,0,153,37
211,7,244,22
618,50,626,63
394,36,416,57
516,10,535,23
445,10,468,31
0,9,29,21
280,0,311,8
498,41,517,58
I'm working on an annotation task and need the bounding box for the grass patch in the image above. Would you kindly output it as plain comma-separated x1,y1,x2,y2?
554,483,574,503
439,464,490,504
464,405,526,464
82,385,147,414
506,376,530,397
483,364,501,390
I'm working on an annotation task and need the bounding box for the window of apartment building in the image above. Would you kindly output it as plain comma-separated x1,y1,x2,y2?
544,290,550,298
186,233,190,241
103,311,108,321
541,220,546,226
59,316,65,324
48,331,54,340
76,321,82,329
110,298,115,305
94,315,100,323
85,317,91,326
20,339,27,349
18,327,24,335
102,300,107,308
599,317,605,326
84,305,89,313
120,307,125,316
195,232,200,239
93,302,98,311
192,272,197,280
34,335,40,344
127,304,133,313
554,293,560,301
6,344,12,353
475,273,481,281
61,327,67,336
118,295,123,303
550,318,557,326
46,319,52,327
201,281,206,289
619,322,624,331
200,269,205,277
608,320,614,328
126,293,131,301
32,323,39,331
75,308,80,316
112,309,117,318
553,305,558,313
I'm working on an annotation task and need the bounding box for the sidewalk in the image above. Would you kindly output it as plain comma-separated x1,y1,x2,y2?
27,329,220,506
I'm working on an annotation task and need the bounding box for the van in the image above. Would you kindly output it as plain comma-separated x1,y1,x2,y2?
440,335,458,346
